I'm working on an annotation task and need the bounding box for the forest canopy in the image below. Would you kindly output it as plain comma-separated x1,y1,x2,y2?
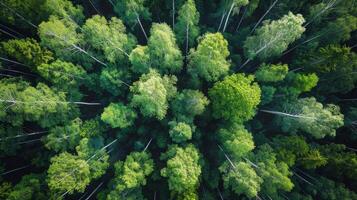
0,0,356,199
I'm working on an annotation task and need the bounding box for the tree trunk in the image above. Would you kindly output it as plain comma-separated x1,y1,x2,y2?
136,15,148,41
217,11,227,32
222,3,235,32
250,0,278,34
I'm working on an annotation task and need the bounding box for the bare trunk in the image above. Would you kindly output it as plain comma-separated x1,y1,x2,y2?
250,0,278,34
235,6,247,32
172,0,175,29
222,3,235,32
0,131,48,141
84,182,104,200
217,11,227,32
137,15,148,41
260,109,316,120
0,165,31,176
0,99,101,106
143,138,153,151
186,22,189,56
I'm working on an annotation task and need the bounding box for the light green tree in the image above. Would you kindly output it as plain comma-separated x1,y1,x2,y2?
209,73,261,123
244,12,305,60
101,103,137,129
188,33,230,82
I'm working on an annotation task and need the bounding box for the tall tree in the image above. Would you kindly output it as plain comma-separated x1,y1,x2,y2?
244,12,305,61
161,144,201,199
209,73,261,123
174,0,200,54
130,69,177,120
188,33,230,82
101,103,137,129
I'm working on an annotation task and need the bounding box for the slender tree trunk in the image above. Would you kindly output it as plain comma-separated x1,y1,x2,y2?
250,0,278,34
0,99,101,106
222,3,235,32
260,109,316,120
136,15,148,41
218,11,227,32
172,0,175,29
0,131,48,141
186,22,189,56
235,6,247,32
143,138,153,151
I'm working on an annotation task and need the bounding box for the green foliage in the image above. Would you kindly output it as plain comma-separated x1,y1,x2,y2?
130,70,177,120
113,0,151,24
47,152,90,194
43,118,82,152
0,78,77,128
174,0,200,49
101,103,137,129
252,144,294,197
209,73,261,123
107,151,153,197
255,63,289,82
147,23,183,74
188,33,230,82
276,97,344,139
169,121,192,143
1,1,356,199
37,59,86,90
7,174,46,200
1,38,53,68
244,12,305,60
38,17,81,60
219,161,262,198
82,15,136,63
129,45,150,74
161,145,201,196
171,89,209,122
307,177,357,200
304,45,357,94
218,124,255,160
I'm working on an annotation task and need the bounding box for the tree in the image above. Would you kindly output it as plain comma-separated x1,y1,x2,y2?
271,97,344,139
113,0,151,40
251,144,294,198
219,161,262,198
304,45,357,94
42,0,85,23
7,174,46,200
43,118,82,153
76,137,110,180
318,15,357,45
209,73,261,123
47,152,90,194
37,59,87,91
147,23,183,74
0,0,48,29
101,103,137,129
174,0,200,53
244,12,305,60
171,89,209,122
130,69,177,120
169,121,192,143
0,78,77,128
188,33,230,82
38,17,82,62
99,65,132,97
107,151,153,197
218,124,254,160
306,177,357,200
255,63,289,82
1,38,53,68
221,0,249,32
82,15,136,63
129,45,151,74
161,144,201,197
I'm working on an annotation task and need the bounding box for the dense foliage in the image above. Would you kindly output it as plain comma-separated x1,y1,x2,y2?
0,0,356,199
